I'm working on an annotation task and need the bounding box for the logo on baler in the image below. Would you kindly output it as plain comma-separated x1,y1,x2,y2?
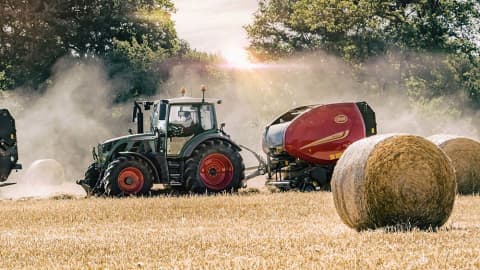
334,114,348,124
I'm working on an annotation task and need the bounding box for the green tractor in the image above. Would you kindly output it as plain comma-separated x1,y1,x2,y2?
77,88,245,196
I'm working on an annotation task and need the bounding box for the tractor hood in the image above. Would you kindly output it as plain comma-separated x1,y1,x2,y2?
102,133,156,145
97,133,158,160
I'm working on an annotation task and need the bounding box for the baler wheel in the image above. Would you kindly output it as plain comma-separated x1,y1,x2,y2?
184,140,244,194
102,155,154,196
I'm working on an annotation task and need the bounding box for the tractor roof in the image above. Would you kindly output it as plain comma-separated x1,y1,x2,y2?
162,96,222,105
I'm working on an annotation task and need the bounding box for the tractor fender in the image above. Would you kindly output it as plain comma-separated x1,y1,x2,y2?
183,134,242,158
118,152,160,182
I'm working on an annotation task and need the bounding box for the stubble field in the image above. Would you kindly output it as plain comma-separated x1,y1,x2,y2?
1,191,479,269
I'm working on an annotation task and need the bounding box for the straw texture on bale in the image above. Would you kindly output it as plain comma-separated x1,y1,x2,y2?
428,135,480,194
332,134,456,231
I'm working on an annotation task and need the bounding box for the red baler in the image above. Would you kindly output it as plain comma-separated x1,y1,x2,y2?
261,102,376,191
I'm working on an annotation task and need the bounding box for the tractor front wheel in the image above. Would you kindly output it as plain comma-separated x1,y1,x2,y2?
185,140,245,194
102,155,154,196
77,163,101,195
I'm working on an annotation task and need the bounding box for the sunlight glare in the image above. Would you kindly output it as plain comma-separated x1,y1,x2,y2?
223,48,254,68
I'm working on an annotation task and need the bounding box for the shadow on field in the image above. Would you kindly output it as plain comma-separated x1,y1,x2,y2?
379,223,472,233
61,186,267,200
143,186,263,197
381,225,441,233
70,185,329,200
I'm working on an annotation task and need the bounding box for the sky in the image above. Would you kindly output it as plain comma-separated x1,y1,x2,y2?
171,1,259,54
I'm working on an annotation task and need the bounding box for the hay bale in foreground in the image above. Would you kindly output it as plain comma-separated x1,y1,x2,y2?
428,135,480,194
332,134,456,231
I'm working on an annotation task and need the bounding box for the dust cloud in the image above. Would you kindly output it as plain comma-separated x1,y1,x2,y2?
0,58,129,199
1,51,478,198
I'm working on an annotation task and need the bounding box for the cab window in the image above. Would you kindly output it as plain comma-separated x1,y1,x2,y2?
150,104,158,132
168,105,199,137
200,105,215,130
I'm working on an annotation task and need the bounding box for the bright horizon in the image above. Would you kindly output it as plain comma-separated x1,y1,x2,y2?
172,0,258,55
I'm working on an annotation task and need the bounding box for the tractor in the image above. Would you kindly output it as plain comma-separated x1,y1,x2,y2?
0,109,22,187
77,87,245,196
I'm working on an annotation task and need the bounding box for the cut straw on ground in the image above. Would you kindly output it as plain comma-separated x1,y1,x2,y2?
1,192,480,269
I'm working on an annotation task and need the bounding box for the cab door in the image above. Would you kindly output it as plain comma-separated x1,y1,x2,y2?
166,105,200,156
166,104,217,156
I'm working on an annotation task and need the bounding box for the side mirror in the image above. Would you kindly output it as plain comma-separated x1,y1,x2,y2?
128,128,133,135
219,123,230,138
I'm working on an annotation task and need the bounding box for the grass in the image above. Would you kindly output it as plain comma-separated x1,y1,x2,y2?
0,192,480,269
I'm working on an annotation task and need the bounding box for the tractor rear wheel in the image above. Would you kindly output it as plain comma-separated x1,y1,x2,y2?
102,155,154,196
185,140,245,194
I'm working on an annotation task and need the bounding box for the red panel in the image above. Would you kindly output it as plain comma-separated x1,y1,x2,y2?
284,103,366,165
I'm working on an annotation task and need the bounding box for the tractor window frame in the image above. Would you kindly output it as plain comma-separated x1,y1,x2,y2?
150,104,159,132
168,105,199,126
199,104,216,131
167,104,200,137
159,103,167,120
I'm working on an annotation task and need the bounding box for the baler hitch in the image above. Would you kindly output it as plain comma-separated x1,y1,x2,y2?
239,144,269,181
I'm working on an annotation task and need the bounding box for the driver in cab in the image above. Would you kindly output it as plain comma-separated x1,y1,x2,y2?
170,110,197,137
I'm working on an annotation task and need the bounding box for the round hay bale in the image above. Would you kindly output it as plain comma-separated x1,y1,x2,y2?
332,134,456,231
428,135,480,194
22,159,65,186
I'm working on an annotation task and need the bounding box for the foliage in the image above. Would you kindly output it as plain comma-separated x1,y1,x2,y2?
246,0,480,107
107,37,169,101
247,0,479,60
0,0,180,97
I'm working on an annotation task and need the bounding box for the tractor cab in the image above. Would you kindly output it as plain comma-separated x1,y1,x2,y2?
138,96,222,156
150,98,219,133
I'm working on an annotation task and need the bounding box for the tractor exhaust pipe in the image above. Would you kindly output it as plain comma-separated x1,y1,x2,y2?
137,113,143,134
133,102,144,134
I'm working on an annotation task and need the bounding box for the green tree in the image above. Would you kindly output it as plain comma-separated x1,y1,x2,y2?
246,0,479,61
0,0,180,96
246,0,480,107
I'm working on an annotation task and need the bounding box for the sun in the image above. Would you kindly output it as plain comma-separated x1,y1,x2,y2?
222,48,254,68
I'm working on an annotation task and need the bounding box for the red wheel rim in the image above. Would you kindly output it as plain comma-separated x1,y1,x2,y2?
199,153,234,190
117,167,144,194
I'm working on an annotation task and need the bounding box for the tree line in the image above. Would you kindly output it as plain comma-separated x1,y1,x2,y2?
246,0,480,109
1,0,479,109
0,0,212,101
